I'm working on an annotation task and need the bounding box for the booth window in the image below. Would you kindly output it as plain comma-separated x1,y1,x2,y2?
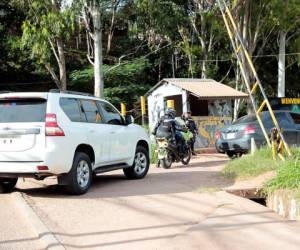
165,95,183,116
189,95,209,116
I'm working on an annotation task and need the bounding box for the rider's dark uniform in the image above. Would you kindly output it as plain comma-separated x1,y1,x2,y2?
152,113,185,152
184,117,198,153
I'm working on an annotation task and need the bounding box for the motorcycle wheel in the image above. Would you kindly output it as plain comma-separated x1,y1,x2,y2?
181,148,191,165
160,154,172,169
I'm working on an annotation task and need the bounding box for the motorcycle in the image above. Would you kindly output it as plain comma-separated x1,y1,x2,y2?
156,130,193,169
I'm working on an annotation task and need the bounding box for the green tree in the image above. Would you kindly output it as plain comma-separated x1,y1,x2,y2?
269,0,300,97
21,0,74,90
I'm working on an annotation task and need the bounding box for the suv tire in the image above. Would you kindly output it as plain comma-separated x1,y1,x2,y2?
123,146,149,179
65,152,92,195
0,178,18,193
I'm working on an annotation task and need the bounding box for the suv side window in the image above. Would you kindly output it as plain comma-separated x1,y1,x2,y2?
80,99,103,123
60,98,82,122
98,102,124,125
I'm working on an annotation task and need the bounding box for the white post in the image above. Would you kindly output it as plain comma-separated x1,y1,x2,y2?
182,90,189,113
278,31,286,98
251,137,257,155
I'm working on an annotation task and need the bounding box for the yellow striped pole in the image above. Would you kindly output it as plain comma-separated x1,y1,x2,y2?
121,103,126,116
141,96,146,125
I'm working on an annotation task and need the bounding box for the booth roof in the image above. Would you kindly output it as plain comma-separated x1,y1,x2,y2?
146,78,248,99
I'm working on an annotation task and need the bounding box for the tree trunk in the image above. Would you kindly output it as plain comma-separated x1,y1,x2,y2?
92,7,104,98
233,64,241,121
45,63,61,89
188,54,194,78
107,0,119,54
201,53,207,78
278,30,286,97
57,39,67,90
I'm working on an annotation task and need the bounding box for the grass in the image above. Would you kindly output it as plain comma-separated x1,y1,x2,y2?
150,143,158,164
223,146,300,198
222,148,280,180
264,148,300,194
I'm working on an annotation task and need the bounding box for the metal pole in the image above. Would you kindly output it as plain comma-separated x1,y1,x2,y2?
141,96,146,126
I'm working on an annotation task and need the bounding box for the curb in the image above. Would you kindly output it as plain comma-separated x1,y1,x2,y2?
11,192,65,250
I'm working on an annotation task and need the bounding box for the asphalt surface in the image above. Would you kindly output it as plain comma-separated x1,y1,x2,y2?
2,154,300,250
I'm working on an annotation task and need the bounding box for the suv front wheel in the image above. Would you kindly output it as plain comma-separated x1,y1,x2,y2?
65,152,92,195
123,146,149,179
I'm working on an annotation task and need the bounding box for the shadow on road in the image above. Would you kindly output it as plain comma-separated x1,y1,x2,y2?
172,159,228,169
16,156,232,199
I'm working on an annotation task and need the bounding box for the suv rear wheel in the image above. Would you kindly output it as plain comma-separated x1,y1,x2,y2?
123,146,149,179
65,152,92,195
0,177,18,193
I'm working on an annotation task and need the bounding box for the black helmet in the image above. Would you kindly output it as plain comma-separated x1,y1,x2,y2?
165,108,176,118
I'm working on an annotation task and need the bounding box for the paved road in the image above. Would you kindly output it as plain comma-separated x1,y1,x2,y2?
3,154,300,250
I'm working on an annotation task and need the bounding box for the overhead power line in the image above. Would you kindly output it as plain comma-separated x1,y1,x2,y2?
184,52,300,62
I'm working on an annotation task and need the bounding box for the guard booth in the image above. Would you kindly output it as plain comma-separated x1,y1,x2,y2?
146,78,248,148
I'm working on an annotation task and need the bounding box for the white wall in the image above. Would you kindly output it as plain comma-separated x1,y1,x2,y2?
147,83,183,131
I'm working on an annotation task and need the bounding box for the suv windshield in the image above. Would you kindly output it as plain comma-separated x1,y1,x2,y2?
0,98,47,123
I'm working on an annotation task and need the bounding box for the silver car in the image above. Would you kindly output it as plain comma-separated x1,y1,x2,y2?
215,111,300,158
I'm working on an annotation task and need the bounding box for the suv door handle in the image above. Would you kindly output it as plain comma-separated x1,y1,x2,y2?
89,130,96,133
110,131,116,134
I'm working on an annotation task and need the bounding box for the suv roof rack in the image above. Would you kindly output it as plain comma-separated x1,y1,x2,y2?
49,89,94,97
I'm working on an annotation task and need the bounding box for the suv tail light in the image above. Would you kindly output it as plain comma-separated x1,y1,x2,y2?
244,125,256,135
215,131,221,139
45,113,65,136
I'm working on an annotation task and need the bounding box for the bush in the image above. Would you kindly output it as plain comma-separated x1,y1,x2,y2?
264,148,300,193
69,58,154,107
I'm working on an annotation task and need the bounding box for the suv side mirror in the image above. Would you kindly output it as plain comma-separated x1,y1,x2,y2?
125,115,134,125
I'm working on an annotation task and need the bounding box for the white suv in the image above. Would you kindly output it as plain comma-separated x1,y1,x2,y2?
0,91,150,194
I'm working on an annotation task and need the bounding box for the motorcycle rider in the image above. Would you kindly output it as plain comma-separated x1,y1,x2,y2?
182,111,198,155
152,108,186,154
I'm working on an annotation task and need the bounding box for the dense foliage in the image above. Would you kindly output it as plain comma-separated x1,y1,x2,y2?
0,0,299,111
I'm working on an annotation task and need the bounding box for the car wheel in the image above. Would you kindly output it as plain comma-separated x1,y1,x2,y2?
226,152,242,159
65,152,92,195
0,178,18,193
123,146,150,179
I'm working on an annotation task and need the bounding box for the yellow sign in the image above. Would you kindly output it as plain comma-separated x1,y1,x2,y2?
167,100,175,109
281,98,300,105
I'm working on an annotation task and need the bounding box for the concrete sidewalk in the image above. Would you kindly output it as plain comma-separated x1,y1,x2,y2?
0,194,43,250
